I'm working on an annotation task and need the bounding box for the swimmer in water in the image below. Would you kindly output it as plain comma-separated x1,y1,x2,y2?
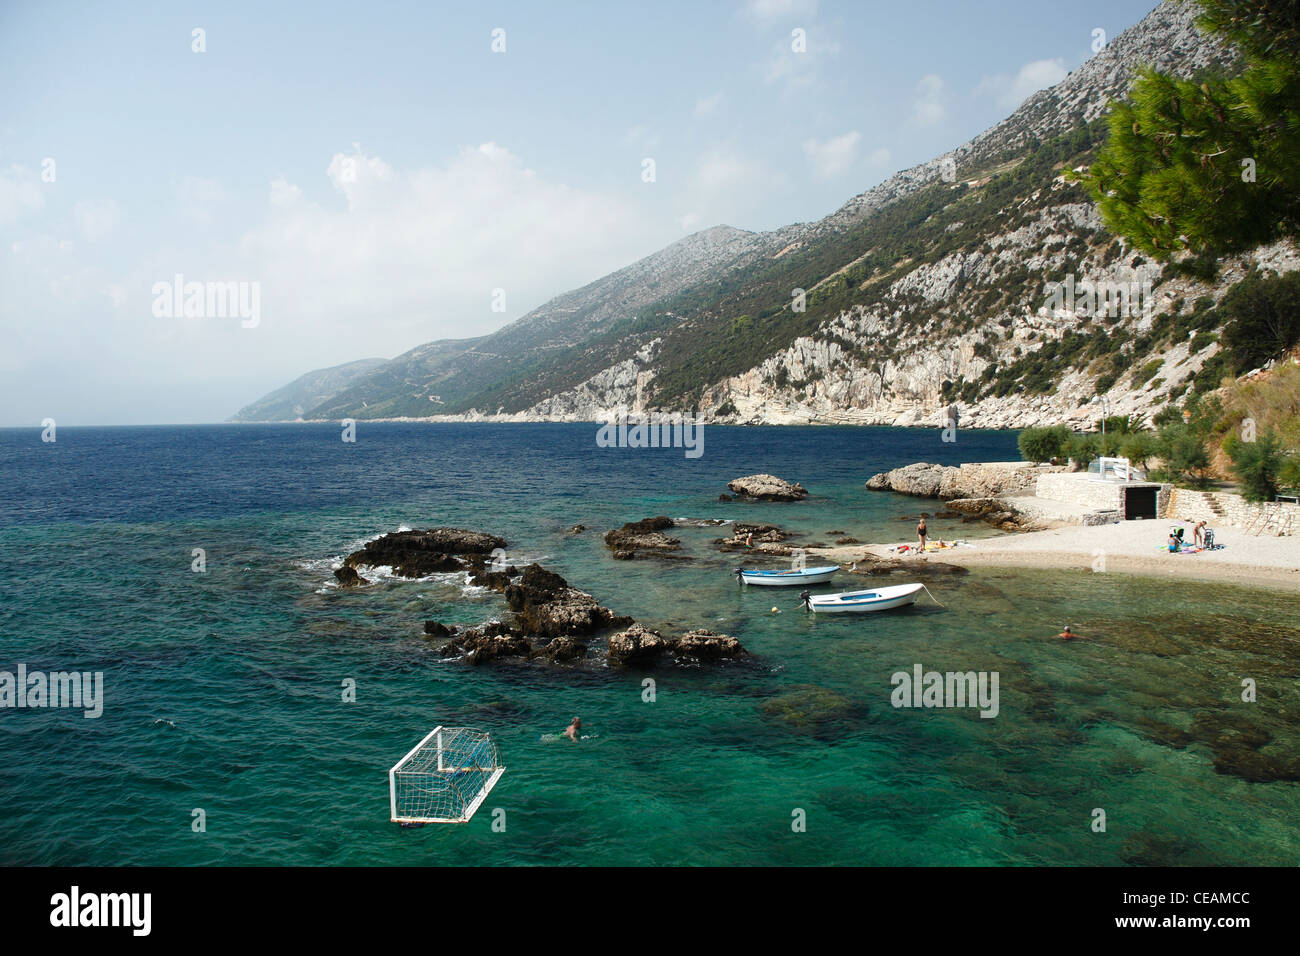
563,716,582,741
1058,624,1076,640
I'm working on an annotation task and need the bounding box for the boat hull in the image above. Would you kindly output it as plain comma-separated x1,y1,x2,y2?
738,566,838,586
807,583,924,613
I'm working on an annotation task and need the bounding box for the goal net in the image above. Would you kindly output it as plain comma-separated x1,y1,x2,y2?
389,726,505,824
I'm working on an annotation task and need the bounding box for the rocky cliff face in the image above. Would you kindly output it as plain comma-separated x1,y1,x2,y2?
236,1,1276,430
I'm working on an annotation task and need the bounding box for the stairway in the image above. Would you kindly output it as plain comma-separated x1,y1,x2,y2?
1200,491,1227,518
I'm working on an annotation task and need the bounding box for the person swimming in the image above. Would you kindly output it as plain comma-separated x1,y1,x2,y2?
1058,624,1076,640
563,716,582,741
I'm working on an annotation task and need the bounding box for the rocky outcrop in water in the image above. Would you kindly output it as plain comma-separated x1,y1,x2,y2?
607,623,673,666
440,621,535,665
675,629,746,661
344,527,507,577
727,474,808,501
606,623,746,667
603,516,685,560
434,562,626,665
866,462,1062,500
505,564,632,637
717,521,795,555
333,566,369,587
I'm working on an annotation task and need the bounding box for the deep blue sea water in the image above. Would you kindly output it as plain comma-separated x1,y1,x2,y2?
1,423,1297,866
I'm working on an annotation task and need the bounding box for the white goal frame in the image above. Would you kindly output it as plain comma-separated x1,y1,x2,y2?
388,726,505,825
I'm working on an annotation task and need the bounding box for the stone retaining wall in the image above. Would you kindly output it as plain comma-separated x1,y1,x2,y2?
1035,473,1124,511
1166,488,1299,533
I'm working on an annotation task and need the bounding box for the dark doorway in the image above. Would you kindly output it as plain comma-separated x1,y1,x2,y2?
1124,486,1157,520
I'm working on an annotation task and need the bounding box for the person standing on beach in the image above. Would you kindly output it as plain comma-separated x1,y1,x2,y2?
563,716,582,742
916,518,928,552
1193,520,1207,547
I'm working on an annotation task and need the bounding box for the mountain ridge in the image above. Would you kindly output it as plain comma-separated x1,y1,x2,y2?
236,0,1276,430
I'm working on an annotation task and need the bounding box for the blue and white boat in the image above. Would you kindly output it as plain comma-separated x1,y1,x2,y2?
735,565,838,586
800,582,925,613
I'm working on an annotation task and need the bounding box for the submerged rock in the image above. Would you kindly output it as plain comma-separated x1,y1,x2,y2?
759,684,855,730
422,620,458,638
727,474,808,501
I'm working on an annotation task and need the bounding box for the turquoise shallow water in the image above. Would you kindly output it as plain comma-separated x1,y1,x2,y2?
0,423,1297,865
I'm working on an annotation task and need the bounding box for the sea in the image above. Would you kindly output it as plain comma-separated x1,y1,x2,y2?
1,423,1297,866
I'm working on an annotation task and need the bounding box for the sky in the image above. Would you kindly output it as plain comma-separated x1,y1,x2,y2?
0,0,1161,425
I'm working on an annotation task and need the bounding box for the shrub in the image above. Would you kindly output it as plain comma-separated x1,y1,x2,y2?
1119,431,1159,470
1223,429,1286,502
1018,425,1072,463
1155,423,1212,487
1279,454,1300,492
1136,359,1164,384
1219,271,1300,373
1066,432,1101,467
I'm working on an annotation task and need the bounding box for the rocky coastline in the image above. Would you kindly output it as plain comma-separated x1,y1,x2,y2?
865,461,1069,532
336,527,747,667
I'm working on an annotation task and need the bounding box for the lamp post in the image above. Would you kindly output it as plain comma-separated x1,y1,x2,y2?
1092,395,1109,440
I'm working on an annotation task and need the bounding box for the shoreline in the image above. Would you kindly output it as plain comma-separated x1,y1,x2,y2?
809,521,1300,592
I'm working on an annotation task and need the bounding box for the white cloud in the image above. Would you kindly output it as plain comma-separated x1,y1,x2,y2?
866,147,891,167
0,164,45,227
976,58,1069,111
1,144,669,422
230,144,656,349
72,199,120,242
802,131,861,179
909,74,947,127
693,92,725,118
